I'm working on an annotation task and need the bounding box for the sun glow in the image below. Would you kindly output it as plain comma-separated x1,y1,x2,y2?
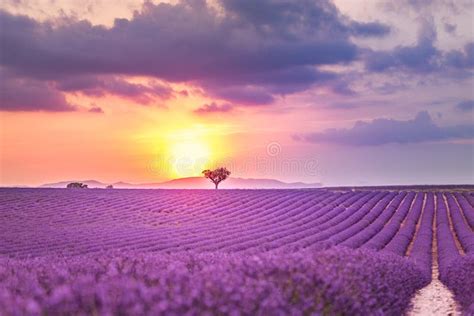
170,142,210,160
164,126,217,178
169,141,211,177
138,121,231,180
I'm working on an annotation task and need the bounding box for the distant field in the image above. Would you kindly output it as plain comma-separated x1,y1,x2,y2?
0,188,473,315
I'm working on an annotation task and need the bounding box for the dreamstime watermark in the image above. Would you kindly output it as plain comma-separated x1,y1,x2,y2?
147,142,319,178
266,141,282,157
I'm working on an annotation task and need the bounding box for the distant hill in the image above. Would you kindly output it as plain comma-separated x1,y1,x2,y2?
40,177,322,189
40,180,108,188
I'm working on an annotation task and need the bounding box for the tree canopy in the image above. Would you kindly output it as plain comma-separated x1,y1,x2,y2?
202,167,231,189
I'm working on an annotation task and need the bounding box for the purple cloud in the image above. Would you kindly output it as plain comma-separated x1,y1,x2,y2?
204,85,275,106
200,66,338,105
57,76,173,105
382,0,472,12
365,20,439,73
0,0,391,109
178,90,189,97
365,19,474,75
455,100,474,112
88,104,104,113
444,42,474,69
221,0,390,38
349,21,391,37
444,22,457,34
0,74,75,112
194,102,233,114
2,0,470,112
296,111,474,146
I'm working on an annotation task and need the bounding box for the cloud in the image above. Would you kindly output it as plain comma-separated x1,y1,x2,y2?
88,106,104,113
295,111,474,146
2,0,470,112
56,76,174,105
0,1,391,107
194,102,233,114
349,21,391,37
365,18,474,76
444,22,456,34
444,42,474,69
365,18,439,73
200,65,340,104
455,100,474,112
203,85,275,105
381,0,472,13
0,73,75,112
222,0,390,38
178,90,189,97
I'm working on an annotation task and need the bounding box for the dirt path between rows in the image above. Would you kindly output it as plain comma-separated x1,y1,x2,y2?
408,264,459,316
408,194,459,316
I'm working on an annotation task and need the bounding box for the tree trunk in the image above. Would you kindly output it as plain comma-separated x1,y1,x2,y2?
215,182,218,189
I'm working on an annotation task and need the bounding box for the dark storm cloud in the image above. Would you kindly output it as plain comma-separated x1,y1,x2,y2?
0,0,392,110
296,111,474,146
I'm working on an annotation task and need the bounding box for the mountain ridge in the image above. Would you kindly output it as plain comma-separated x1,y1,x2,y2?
40,177,322,189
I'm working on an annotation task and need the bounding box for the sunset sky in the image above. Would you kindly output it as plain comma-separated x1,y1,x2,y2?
0,0,473,186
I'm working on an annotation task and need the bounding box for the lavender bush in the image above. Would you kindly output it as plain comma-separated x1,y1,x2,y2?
441,254,474,314
0,248,427,315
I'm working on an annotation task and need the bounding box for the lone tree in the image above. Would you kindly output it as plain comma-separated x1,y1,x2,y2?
202,167,231,189
66,182,88,189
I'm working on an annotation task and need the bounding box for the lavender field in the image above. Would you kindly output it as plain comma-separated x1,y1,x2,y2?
1,188,473,315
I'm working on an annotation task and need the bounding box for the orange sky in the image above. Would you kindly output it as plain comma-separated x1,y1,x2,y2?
0,80,323,186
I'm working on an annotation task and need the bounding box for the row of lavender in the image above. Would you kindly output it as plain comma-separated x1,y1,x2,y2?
435,193,474,313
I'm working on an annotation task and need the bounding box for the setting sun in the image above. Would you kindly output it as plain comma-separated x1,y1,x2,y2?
169,141,211,177
160,126,219,178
